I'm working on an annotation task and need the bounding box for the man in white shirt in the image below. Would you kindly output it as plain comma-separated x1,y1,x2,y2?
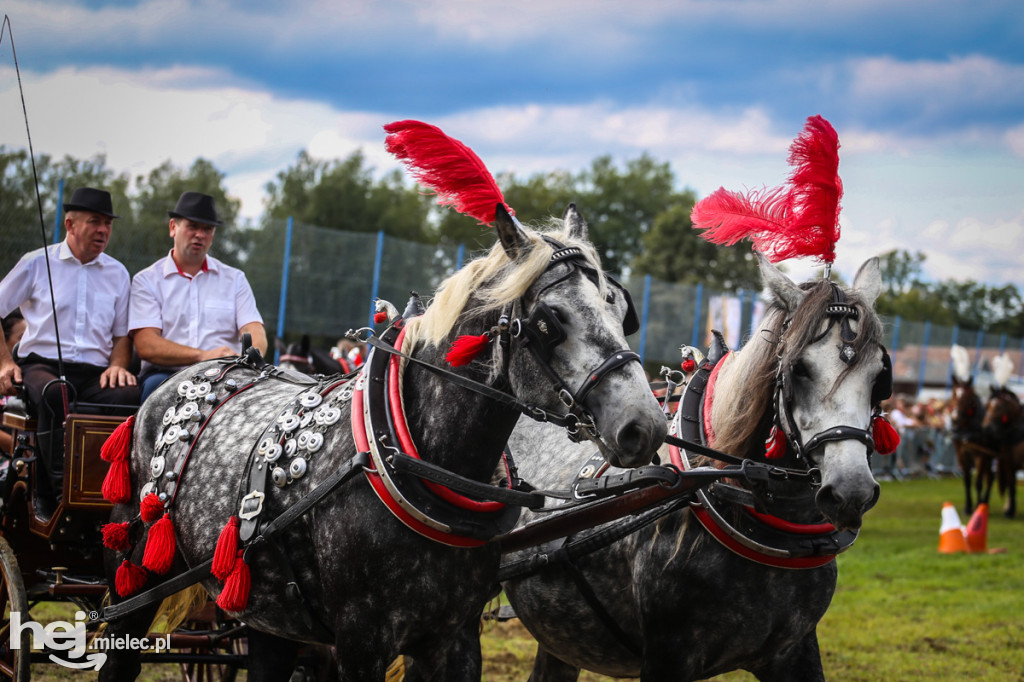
0,187,140,516
130,191,267,401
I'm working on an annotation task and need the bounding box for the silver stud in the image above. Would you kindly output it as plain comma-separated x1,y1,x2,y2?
306,432,324,453
162,407,176,426
205,393,219,406
271,467,288,487
257,437,275,455
164,471,177,481
176,381,194,397
299,391,323,408
264,443,283,463
140,482,155,500
281,415,300,433
150,455,165,478
204,367,220,377
284,439,297,457
289,457,307,479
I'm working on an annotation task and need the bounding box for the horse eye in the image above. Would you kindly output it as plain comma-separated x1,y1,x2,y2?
792,361,811,381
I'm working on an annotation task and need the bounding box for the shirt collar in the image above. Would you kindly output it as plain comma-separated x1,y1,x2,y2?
163,249,216,279
57,239,106,267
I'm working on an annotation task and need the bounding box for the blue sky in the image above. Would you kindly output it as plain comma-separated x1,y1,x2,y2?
2,0,1023,288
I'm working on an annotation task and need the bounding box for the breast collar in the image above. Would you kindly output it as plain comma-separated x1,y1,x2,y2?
667,333,857,569
352,320,521,548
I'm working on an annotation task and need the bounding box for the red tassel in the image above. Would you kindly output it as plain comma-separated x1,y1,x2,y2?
681,358,697,373
872,415,900,455
216,550,251,612
102,457,132,504
384,120,512,224
142,514,176,575
445,333,491,367
212,516,240,581
140,492,164,524
102,521,132,552
765,425,786,460
115,560,147,597
101,415,135,462
374,311,388,324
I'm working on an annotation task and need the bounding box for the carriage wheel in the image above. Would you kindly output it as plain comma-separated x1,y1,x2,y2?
0,536,29,681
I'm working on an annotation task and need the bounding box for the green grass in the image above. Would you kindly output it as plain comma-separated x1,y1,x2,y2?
480,477,1024,681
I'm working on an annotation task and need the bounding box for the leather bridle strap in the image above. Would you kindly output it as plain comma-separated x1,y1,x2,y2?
573,350,641,405
802,424,874,454
365,334,580,430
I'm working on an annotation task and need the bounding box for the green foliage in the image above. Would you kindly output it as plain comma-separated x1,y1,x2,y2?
264,150,432,242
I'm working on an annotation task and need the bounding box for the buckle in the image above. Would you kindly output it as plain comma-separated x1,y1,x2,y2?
238,490,265,520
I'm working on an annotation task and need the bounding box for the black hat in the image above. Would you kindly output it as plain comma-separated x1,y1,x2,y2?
63,187,120,219
168,191,222,227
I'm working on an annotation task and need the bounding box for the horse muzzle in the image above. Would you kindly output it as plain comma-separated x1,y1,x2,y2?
814,444,880,530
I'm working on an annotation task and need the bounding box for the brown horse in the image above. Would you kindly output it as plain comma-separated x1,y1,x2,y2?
949,376,996,515
982,386,1024,518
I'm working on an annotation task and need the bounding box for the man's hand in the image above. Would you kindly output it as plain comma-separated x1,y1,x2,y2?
0,359,22,396
198,346,236,362
100,365,137,389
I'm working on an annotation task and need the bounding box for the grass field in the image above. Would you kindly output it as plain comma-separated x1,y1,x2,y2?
18,477,1024,680
479,476,1024,681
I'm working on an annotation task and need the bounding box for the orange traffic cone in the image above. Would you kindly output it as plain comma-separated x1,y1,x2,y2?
938,501,967,553
965,503,988,553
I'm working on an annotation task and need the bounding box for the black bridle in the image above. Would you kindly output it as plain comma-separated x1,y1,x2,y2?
772,284,892,463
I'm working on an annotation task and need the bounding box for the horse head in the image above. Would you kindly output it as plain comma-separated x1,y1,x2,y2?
278,335,315,374
983,385,1022,444
713,253,885,530
404,203,666,468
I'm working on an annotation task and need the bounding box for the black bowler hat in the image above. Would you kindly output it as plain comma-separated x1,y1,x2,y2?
63,187,120,218
168,191,223,227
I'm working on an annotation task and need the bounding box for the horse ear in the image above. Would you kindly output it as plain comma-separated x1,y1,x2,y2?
757,251,804,312
300,335,311,355
562,203,588,240
495,203,529,260
851,257,882,307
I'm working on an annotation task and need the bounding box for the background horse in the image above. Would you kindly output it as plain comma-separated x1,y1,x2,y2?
101,205,667,682
948,344,996,515
982,354,1024,518
277,334,350,376
498,253,887,681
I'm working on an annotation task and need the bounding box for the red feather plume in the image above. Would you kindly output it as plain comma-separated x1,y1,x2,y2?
384,120,512,225
692,115,843,264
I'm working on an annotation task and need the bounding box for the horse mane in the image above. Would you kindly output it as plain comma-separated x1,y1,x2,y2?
403,218,607,351
710,280,883,460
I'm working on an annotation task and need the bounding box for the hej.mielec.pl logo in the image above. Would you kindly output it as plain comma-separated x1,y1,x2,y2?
10,610,170,671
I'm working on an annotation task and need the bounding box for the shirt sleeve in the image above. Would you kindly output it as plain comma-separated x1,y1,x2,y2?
0,254,36,318
234,272,263,328
129,269,164,332
111,266,132,337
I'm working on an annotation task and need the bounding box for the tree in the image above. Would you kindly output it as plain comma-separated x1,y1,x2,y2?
878,249,926,296
631,195,762,293
264,150,432,242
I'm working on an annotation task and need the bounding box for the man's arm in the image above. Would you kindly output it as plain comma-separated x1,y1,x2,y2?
100,336,137,388
133,327,235,367
240,321,268,357
0,325,20,395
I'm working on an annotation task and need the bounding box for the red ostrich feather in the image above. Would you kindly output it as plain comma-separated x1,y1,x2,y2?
691,115,843,264
384,120,513,225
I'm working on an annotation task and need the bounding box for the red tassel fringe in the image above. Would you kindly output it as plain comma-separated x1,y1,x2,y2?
373,311,388,324
212,516,241,581
681,358,697,373
102,457,132,504
872,415,900,455
140,493,164,524
383,120,512,225
142,514,176,575
115,560,147,597
445,333,491,367
101,415,134,462
216,550,251,612
765,425,786,460
102,522,132,552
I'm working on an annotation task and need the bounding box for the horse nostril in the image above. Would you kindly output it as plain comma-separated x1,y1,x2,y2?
614,417,664,462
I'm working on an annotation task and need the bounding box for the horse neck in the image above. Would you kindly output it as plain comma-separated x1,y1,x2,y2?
397,332,520,483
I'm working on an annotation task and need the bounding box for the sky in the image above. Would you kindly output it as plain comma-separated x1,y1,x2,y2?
1,0,1023,288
